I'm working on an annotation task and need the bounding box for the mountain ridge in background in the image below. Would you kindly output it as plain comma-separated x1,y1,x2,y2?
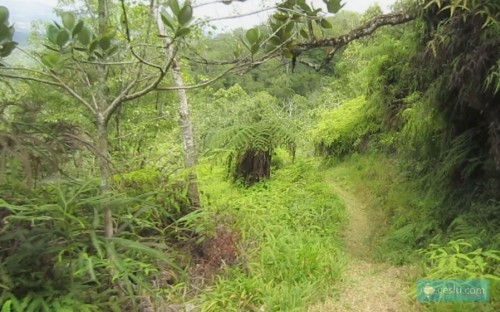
2,0,56,45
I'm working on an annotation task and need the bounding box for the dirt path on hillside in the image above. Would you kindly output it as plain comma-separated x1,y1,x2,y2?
308,182,417,312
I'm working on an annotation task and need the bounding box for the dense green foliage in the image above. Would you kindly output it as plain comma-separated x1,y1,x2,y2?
200,85,296,184
310,0,500,308
193,160,345,310
1,0,499,310
311,96,379,157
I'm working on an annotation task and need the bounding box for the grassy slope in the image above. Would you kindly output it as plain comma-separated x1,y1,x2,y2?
309,178,418,312
193,158,346,311
184,152,498,311
325,153,499,312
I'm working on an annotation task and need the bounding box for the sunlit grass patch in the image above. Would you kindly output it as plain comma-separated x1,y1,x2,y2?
195,159,346,311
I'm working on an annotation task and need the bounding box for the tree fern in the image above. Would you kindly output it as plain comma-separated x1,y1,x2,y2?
206,118,297,184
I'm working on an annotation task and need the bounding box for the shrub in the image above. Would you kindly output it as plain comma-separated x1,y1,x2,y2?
311,96,379,158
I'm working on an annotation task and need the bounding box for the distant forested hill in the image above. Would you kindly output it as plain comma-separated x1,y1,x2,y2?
3,0,55,45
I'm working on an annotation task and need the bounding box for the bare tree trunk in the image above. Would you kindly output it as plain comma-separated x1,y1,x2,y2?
97,0,114,237
171,60,201,208
152,1,201,209
98,0,108,33
96,116,113,238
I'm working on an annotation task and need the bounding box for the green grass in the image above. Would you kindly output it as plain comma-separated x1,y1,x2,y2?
323,153,426,264
193,158,347,311
323,152,500,311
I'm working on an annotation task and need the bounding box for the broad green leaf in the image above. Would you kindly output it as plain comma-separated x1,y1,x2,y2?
56,29,70,47
99,36,111,50
41,52,60,68
324,0,344,13
280,30,292,41
169,0,180,15
61,12,75,30
78,26,92,45
250,43,259,55
0,24,10,39
298,2,312,14
0,6,9,25
320,19,333,29
300,29,309,39
94,50,104,59
0,41,16,57
177,4,193,26
175,27,191,37
72,20,84,37
47,24,59,43
274,13,288,22
270,21,279,31
161,9,176,30
246,28,260,44
89,40,99,53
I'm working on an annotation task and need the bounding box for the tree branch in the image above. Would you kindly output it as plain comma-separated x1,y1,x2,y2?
121,61,171,102
294,12,415,60
0,72,62,87
47,71,97,115
0,71,97,115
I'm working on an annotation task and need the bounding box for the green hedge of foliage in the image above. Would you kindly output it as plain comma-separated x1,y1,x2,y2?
311,96,379,158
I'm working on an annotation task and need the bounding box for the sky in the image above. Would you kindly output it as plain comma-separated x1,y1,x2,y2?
4,0,398,32
193,0,398,30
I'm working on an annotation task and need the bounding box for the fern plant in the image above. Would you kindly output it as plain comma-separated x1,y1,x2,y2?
208,119,296,184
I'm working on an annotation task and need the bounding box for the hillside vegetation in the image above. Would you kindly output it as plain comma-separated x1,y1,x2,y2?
0,0,498,311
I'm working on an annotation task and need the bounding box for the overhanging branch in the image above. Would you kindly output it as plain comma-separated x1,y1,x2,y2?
294,12,415,65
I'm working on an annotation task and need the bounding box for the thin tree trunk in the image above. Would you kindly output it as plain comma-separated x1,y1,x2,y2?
152,1,201,208
97,0,114,237
172,60,201,208
96,117,113,238
115,106,122,152
98,0,108,33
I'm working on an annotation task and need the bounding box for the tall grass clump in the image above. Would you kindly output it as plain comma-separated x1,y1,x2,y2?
0,173,194,311
195,159,346,311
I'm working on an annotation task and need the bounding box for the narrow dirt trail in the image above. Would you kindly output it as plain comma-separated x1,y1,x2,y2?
309,181,417,312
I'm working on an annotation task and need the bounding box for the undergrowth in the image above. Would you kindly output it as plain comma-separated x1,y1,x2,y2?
327,153,500,310
0,170,193,312
193,158,346,311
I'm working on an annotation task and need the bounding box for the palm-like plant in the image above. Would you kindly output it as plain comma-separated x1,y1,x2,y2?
210,120,296,184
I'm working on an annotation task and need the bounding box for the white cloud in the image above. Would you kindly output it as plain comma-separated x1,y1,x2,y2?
33,0,59,6
12,0,397,31
193,0,397,31
343,0,397,12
